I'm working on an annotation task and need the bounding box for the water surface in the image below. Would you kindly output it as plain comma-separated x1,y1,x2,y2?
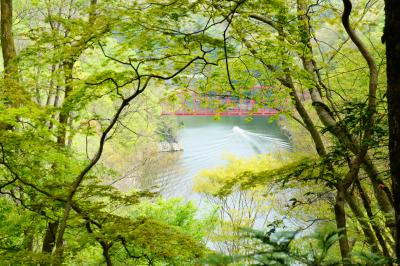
144,116,290,201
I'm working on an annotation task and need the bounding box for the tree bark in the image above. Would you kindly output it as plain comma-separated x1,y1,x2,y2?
345,192,381,255
0,0,18,129
282,72,327,157
1,0,16,74
85,221,113,266
57,60,74,146
384,0,400,260
355,179,392,259
335,184,351,265
100,242,112,266
42,221,59,253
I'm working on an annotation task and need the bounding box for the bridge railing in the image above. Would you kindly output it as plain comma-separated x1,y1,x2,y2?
161,87,281,116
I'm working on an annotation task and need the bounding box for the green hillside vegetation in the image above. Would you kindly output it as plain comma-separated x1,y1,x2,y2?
0,0,400,265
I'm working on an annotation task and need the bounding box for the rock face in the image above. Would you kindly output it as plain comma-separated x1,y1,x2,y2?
278,115,293,141
281,126,292,140
158,141,184,152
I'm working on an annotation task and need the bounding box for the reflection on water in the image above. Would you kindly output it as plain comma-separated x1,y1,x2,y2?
136,116,290,201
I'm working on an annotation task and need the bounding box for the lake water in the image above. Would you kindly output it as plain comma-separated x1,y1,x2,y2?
141,116,291,202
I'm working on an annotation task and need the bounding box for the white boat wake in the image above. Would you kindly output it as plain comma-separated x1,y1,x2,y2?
232,126,291,150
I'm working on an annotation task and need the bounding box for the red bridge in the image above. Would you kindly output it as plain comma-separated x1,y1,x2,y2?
161,86,278,116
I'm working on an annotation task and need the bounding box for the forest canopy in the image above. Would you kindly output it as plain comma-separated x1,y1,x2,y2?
0,0,400,265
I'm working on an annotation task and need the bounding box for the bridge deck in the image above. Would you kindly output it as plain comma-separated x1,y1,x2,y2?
162,108,277,116
161,90,280,116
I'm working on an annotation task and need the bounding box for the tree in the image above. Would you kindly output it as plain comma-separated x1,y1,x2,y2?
384,0,400,261
0,0,229,264
1,0,16,73
0,0,397,264
195,0,393,263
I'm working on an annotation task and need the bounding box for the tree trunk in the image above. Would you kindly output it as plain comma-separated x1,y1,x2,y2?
57,60,74,146
234,26,327,157
362,157,395,238
1,0,16,74
100,242,112,266
355,179,393,259
53,1,100,258
281,72,327,157
335,184,351,265
296,0,394,227
42,221,59,253
345,192,381,255
0,0,18,129
384,0,400,260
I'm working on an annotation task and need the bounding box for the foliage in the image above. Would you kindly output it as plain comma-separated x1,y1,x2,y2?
0,0,225,264
0,0,396,264
128,197,218,243
204,222,341,266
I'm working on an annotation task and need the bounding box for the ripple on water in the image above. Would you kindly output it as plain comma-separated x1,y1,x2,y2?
146,116,291,200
